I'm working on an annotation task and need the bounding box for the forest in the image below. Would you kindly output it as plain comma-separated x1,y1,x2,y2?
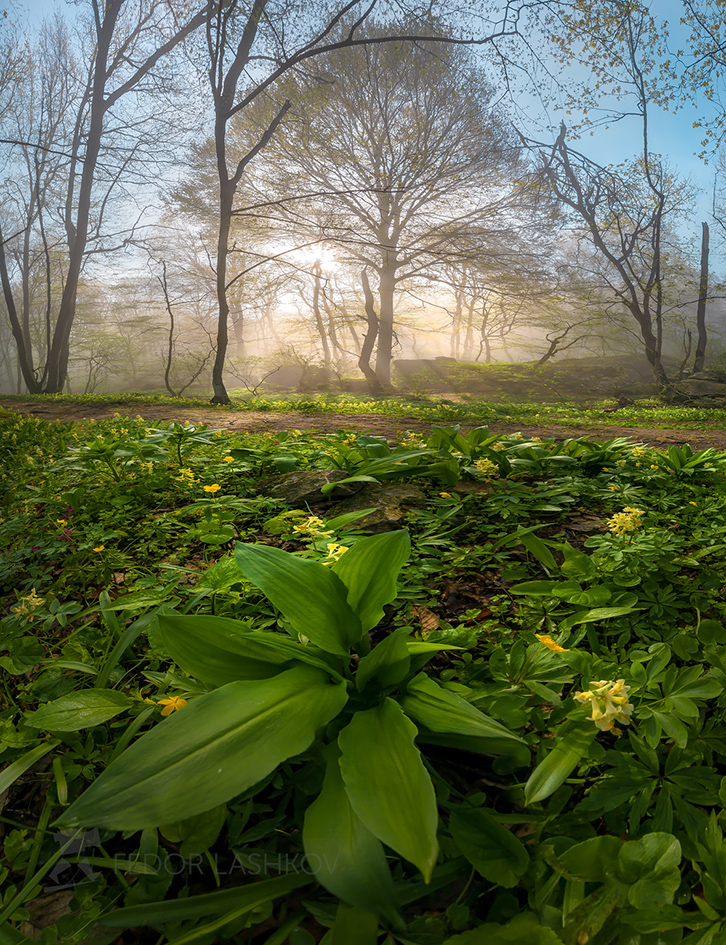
9,2,726,945
1,0,726,400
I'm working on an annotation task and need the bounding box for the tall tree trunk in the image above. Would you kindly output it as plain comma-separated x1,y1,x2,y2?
694,221,709,373
374,264,396,389
312,263,331,368
44,2,120,393
359,269,381,392
210,182,234,404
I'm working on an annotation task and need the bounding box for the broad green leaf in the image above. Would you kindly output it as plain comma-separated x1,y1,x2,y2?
235,543,360,655
444,913,564,944
197,555,246,590
508,581,559,596
330,904,380,945
355,629,411,692
560,606,636,632
58,666,348,830
448,806,529,887
160,803,227,856
25,690,133,732
331,530,410,633
554,835,623,882
615,833,682,910
160,614,297,685
0,741,59,795
402,675,525,745
303,752,399,922
338,699,438,882
560,544,597,581
100,874,309,928
525,724,596,805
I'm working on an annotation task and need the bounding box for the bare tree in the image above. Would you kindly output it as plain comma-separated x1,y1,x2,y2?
0,0,208,394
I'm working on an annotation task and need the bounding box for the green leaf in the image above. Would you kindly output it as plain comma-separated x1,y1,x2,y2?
0,741,60,795
25,690,133,732
448,806,529,887
160,803,227,856
303,752,399,922
58,666,348,830
444,913,564,944
338,699,438,882
197,556,245,590
331,531,410,633
560,606,636,632
330,904,380,945
235,543,361,655
615,832,682,910
355,629,411,692
160,614,298,685
560,544,597,581
100,874,310,927
508,581,559,596
402,675,525,745
524,724,596,805
554,835,623,882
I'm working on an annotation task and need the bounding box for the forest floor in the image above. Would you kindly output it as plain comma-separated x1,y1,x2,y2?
5,397,726,450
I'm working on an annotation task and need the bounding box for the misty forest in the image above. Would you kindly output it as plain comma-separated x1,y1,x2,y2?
2,0,726,401
11,3,726,945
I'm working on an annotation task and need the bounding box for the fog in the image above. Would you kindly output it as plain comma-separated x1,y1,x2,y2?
1,1,725,399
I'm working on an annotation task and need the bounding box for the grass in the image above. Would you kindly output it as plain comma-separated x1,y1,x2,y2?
4,390,726,429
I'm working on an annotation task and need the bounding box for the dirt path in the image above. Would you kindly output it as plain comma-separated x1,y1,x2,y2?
5,399,726,451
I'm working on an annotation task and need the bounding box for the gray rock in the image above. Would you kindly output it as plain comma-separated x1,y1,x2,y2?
328,482,427,533
256,469,365,506
676,378,726,398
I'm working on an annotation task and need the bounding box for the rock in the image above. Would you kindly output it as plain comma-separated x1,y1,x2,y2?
256,469,365,506
328,482,427,533
679,378,726,396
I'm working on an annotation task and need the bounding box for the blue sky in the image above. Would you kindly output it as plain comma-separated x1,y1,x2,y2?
14,0,724,266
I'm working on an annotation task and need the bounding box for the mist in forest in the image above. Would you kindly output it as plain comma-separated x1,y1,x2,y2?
1,0,726,399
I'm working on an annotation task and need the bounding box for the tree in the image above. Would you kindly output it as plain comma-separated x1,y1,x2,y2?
258,28,528,389
527,2,700,386
0,0,208,394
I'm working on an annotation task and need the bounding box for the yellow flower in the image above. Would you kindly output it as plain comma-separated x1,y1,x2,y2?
472,458,499,477
439,492,452,498
689,501,697,506
222,456,235,462
607,507,644,536
324,542,349,563
574,679,633,732
158,696,187,716
56,519,67,526
93,545,105,553
203,483,222,493
535,633,570,653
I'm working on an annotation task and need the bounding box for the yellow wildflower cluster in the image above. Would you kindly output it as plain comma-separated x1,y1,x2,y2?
472,458,499,478
607,507,644,536
574,679,633,732
324,542,349,563
13,588,44,620
491,442,507,452
293,516,334,540
174,469,197,484
203,483,222,494
222,455,235,463
402,432,427,449
535,633,569,653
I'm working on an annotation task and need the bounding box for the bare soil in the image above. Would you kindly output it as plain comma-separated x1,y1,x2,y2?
5,398,726,451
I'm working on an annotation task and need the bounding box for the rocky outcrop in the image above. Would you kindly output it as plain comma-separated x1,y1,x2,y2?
255,470,364,505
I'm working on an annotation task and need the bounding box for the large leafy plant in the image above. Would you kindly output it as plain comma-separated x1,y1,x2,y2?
56,530,525,934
